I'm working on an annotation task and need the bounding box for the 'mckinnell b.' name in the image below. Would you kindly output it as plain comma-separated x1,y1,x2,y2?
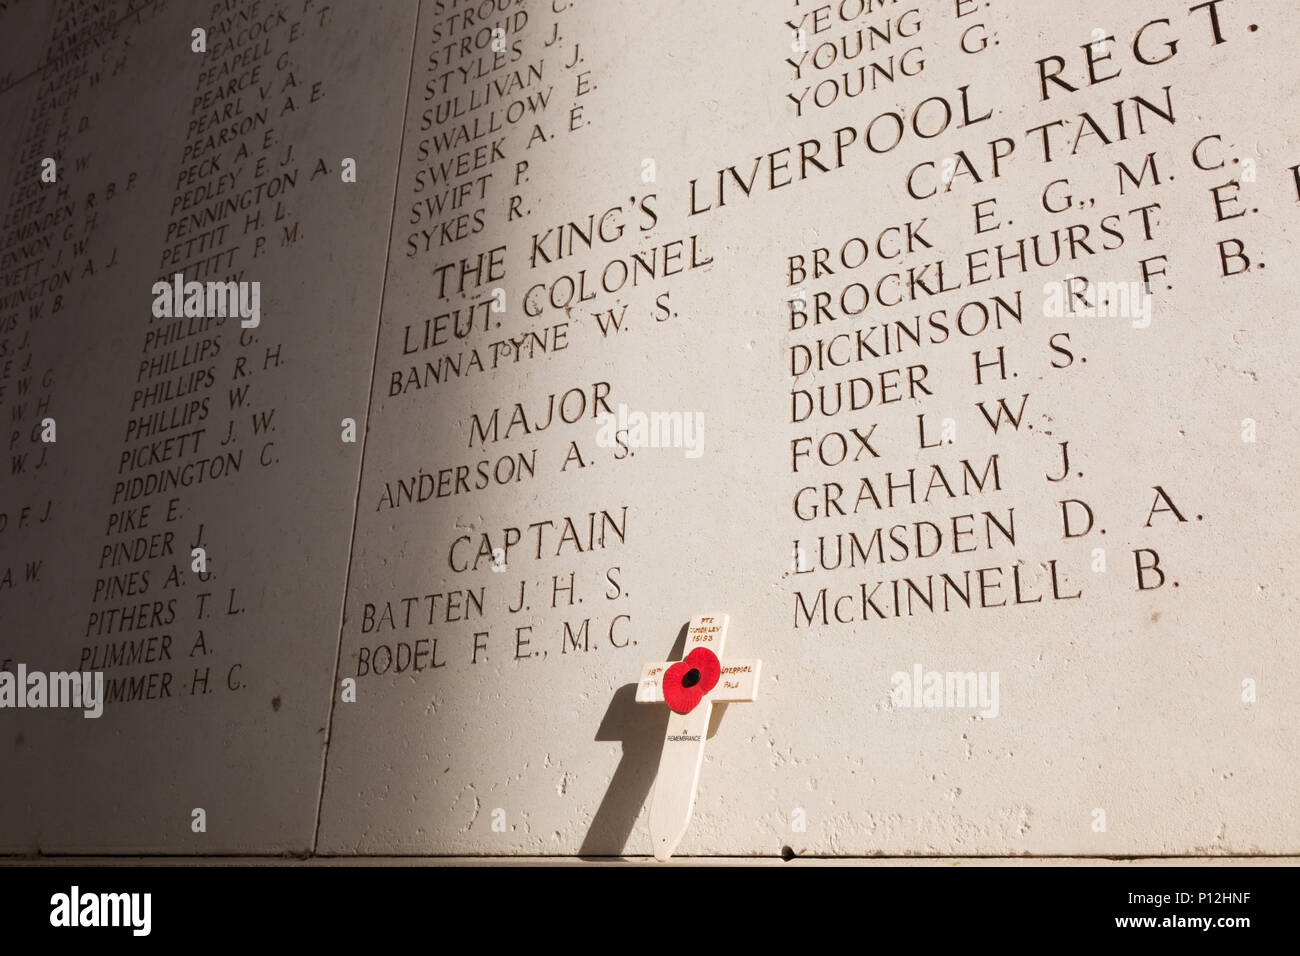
795,559,1081,628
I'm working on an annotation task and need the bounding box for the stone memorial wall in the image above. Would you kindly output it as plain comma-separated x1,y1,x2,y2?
1,0,1296,857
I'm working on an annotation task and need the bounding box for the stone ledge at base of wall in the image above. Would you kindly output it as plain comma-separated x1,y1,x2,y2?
2,856,1298,867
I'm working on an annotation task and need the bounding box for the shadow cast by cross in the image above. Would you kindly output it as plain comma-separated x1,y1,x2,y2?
578,622,730,859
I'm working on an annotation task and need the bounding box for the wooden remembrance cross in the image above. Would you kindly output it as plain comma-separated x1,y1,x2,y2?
636,613,761,861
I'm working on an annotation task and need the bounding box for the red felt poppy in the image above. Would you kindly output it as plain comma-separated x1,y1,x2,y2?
662,647,721,715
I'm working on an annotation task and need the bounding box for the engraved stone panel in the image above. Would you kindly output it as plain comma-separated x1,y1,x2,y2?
0,0,414,853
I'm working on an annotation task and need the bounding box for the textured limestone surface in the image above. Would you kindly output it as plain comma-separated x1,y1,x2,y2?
1,0,1296,856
